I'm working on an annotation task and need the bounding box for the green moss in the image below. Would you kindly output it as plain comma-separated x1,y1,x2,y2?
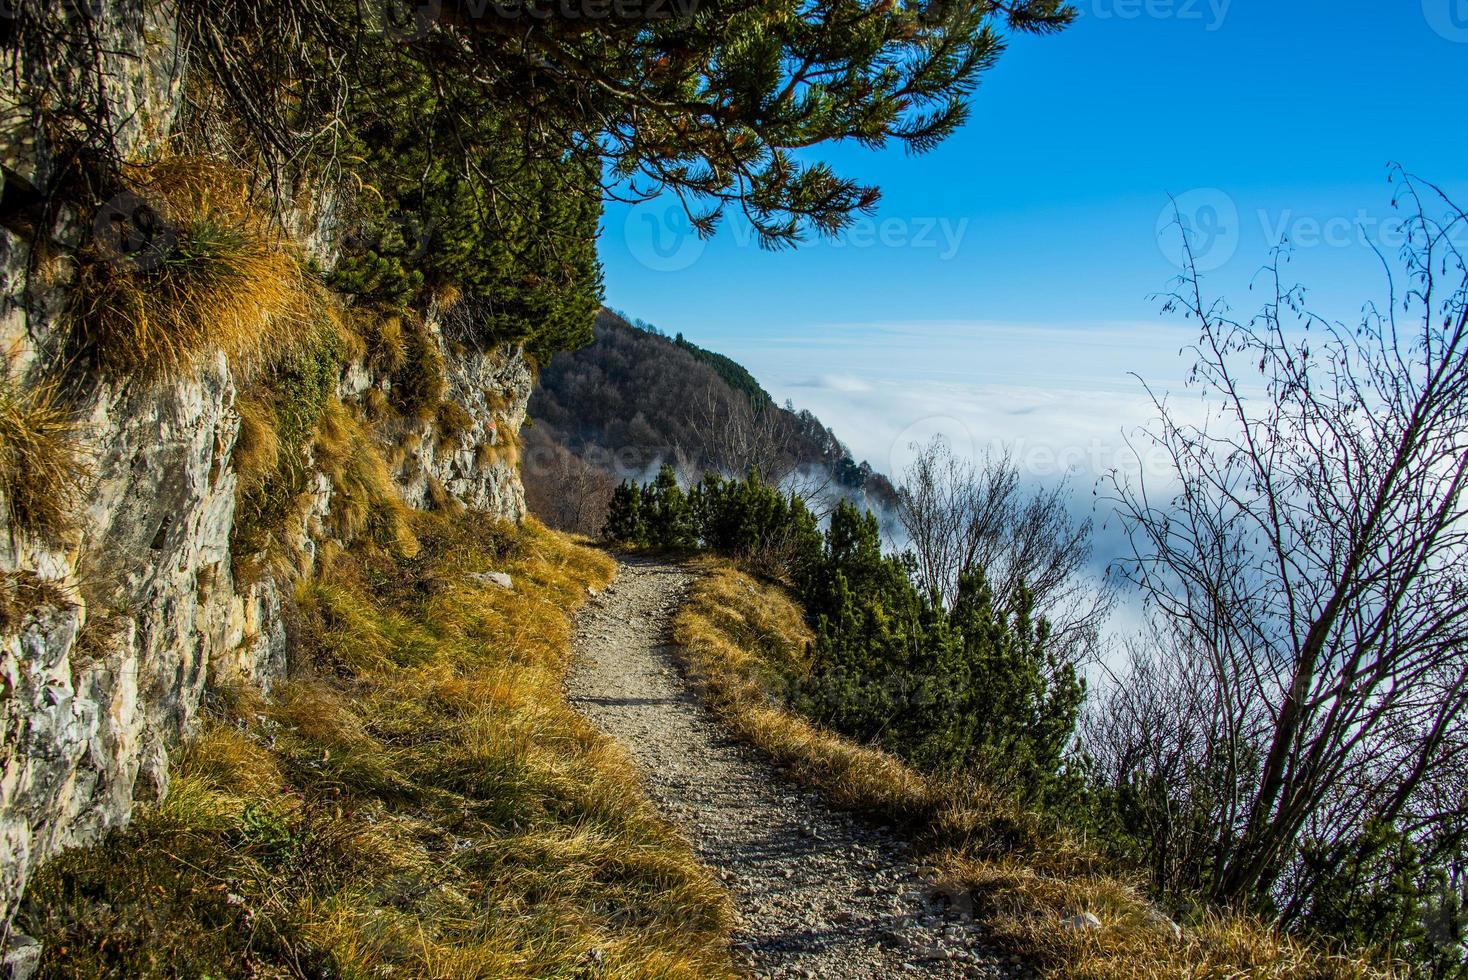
387,319,444,421
230,325,346,562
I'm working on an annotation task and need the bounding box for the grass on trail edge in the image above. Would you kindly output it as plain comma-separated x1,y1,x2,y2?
19,516,737,980
672,559,1397,980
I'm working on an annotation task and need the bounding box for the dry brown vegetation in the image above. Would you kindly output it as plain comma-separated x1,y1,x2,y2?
231,395,280,492
0,375,88,542
675,561,1396,979
313,398,419,557
70,158,325,381
20,515,738,979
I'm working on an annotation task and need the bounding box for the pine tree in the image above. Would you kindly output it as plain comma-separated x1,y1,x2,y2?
645,465,695,549
602,482,647,544
182,0,1075,260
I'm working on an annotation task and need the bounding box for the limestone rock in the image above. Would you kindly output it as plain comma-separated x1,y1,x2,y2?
1145,908,1182,941
471,572,515,591
0,0,536,939
0,931,41,980
1061,912,1102,932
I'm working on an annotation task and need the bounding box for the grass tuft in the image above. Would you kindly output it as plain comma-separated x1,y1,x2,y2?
0,376,89,543
313,399,418,557
435,398,476,444
0,570,74,633
358,307,407,373
390,317,446,421
20,515,738,979
71,158,323,382
232,396,280,492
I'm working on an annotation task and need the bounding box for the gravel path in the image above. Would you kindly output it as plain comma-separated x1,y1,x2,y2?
566,557,1022,980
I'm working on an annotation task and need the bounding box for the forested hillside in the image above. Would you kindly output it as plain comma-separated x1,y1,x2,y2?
524,309,897,534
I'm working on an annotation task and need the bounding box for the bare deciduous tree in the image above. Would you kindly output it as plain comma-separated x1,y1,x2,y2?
897,436,1113,660
521,430,616,536
1097,172,1468,917
686,387,795,483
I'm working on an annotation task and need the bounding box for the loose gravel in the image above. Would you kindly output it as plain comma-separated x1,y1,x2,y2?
566,556,1025,980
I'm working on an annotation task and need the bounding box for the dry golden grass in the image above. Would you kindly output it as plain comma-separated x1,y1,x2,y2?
232,395,280,492
71,158,324,382
0,375,88,542
0,570,74,632
475,420,522,470
392,317,447,421
21,514,738,979
944,851,1395,979
361,385,391,423
673,561,933,818
436,397,477,444
358,307,408,373
313,398,418,557
426,474,464,514
677,560,1396,980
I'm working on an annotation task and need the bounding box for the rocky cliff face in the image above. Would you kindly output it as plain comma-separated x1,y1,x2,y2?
0,0,531,945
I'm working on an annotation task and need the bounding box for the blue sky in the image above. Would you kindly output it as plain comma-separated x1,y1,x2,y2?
595,0,1467,503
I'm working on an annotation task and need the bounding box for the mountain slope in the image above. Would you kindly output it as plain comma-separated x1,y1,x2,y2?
524,309,896,534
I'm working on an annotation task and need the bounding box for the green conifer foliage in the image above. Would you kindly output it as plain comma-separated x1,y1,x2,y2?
602,482,647,543
326,40,602,357
646,465,697,549
607,480,1082,798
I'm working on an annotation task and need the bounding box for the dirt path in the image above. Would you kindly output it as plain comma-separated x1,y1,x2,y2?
566,557,1021,980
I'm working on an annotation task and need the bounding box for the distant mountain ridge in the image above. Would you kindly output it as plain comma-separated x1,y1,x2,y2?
523,309,897,534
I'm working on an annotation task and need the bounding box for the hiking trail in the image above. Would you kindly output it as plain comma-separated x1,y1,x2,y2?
566,556,1025,980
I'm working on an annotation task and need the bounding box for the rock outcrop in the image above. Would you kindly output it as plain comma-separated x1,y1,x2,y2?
0,0,532,943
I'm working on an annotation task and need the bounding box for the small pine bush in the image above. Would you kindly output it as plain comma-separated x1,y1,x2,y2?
602,481,647,544
603,475,1082,796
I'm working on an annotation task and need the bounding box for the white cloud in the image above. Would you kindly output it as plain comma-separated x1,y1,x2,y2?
708,317,1216,652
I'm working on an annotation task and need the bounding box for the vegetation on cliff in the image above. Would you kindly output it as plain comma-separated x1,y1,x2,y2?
18,514,736,979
